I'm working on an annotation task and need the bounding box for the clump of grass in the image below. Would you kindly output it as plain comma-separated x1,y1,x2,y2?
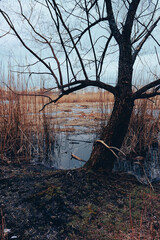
122,189,160,240
121,99,160,158
0,85,55,164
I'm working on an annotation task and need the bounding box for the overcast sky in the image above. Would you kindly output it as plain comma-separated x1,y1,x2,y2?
0,0,160,90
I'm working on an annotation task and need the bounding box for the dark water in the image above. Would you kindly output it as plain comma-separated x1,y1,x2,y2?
32,130,160,183
114,144,160,184
33,131,96,169
31,105,160,184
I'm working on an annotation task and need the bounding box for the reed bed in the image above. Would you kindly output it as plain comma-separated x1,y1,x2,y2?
0,81,160,164
121,99,160,157
0,92,55,163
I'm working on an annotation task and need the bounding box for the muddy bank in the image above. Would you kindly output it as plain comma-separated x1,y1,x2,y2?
0,160,160,240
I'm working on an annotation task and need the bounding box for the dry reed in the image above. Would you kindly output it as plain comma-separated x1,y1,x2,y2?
0,70,160,164
121,99,160,157
0,88,55,163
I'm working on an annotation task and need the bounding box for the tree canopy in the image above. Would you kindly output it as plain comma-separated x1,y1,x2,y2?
0,0,159,103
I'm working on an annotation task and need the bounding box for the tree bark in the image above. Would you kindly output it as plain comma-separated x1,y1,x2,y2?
85,94,134,172
85,38,134,172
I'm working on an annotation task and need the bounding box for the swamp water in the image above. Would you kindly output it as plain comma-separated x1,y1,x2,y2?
33,131,160,184
31,103,160,183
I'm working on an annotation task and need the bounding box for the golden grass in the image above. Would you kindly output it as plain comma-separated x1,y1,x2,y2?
58,90,114,103
0,85,159,163
121,99,160,157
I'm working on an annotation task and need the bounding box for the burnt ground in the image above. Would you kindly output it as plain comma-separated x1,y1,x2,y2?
0,160,160,240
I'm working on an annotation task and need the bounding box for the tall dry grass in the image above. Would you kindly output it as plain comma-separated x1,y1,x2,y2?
58,90,114,103
121,99,160,157
0,67,160,164
0,88,55,163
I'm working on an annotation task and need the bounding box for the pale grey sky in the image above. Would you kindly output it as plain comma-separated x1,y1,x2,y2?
0,0,160,90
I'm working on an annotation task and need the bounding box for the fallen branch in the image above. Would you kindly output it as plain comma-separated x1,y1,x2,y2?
71,153,86,162
96,140,126,159
68,139,92,143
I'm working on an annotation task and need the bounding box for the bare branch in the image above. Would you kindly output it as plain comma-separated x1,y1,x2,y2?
45,0,77,82
51,0,89,81
135,92,160,99
0,9,60,88
17,0,63,87
98,33,113,77
132,78,160,99
75,17,109,45
0,28,11,38
84,0,98,79
155,46,160,66
40,79,115,111
123,0,141,39
17,57,55,68
11,71,52,76
132,0,159,44
132,16,160,63
105,0,122,44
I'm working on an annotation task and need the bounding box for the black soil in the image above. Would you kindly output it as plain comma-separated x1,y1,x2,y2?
0,160,160,240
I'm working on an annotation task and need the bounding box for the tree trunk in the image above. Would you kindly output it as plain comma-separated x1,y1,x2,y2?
85,94,134,172
85,39,134,172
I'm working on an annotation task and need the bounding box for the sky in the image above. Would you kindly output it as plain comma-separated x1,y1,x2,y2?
0,0,160,90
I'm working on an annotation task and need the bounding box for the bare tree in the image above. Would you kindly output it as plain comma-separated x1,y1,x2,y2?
0,0,160,172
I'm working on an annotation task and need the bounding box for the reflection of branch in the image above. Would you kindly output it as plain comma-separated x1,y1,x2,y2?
71,153,86,163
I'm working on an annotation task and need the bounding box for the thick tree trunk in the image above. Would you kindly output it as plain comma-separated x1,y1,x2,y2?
85,39,134,172
85,95,134,172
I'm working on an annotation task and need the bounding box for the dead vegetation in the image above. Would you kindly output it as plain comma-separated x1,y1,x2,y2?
0,83,160,239
121,99,160,157
0,84,160,165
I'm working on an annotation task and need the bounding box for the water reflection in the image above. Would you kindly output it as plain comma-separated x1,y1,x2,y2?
32,130,160,183
114,143,160,183
33,132,96,169
31,103,160,184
